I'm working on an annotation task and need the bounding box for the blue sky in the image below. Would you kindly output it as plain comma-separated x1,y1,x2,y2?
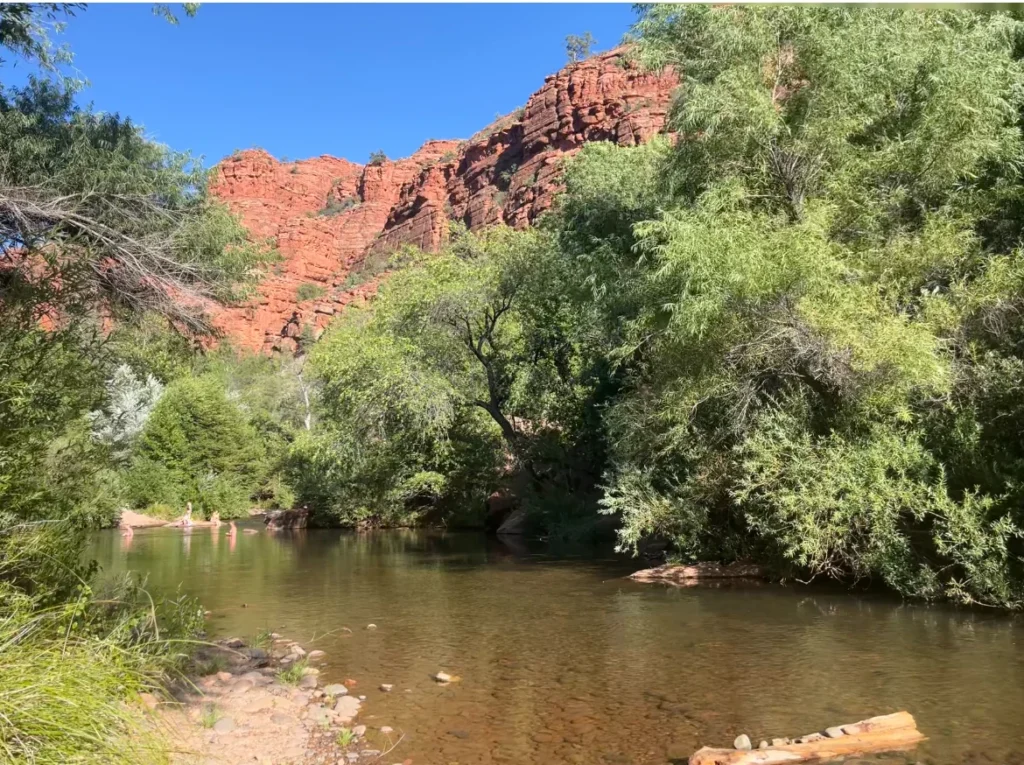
35,3,638,168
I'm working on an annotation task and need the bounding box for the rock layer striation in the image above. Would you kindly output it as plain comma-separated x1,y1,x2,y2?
209,50,678,352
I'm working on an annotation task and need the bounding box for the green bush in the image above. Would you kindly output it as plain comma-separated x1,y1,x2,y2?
296,282,328,302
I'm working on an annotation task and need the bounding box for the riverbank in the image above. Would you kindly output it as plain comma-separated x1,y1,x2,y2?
155,635,408,765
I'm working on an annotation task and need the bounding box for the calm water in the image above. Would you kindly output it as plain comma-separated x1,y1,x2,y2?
90,526,1024,765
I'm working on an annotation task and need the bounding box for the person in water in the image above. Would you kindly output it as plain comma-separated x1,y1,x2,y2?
183,501,193,528
227,520,237,537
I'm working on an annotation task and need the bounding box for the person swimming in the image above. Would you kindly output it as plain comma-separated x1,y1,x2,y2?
183,501,193,528
227,520,237,538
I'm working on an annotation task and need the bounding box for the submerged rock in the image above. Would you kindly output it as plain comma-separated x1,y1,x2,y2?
323,684,348,697
733,734,751,751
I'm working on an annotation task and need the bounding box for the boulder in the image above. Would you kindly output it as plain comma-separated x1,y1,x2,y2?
265,508,310,530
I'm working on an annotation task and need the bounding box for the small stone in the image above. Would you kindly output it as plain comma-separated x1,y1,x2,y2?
772,739,788,747
309,650,326,660
245,647,268,661
230,679,255,694
343,679,358,688
216,671,233,683
299,675,318,690
302,667,320,676
324,684,348,697
759,740,768,749
345,755,359,764
379,726,394,734
365,624,377,630
824,726,845,739
290,645,307,658
359,751,381,758
270,632,282,639
433,671,452,684
379,684,393,692
223,638,245,649
213,717,236,734
353,725,367,736
733,734,752,751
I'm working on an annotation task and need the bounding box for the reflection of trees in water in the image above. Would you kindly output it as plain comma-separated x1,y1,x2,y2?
89,529,1024,765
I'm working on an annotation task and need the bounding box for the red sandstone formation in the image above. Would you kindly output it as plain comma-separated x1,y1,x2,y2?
208,50,678,353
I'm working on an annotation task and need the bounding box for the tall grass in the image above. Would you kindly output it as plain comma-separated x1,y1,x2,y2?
0,522,202,764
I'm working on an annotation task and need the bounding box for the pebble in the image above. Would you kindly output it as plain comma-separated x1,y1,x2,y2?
366,624,377,630
358,695,366,701
216,671,233,683
434,671,452,683
379,684,393,692
213,717,236,734
825,726,845,739
353,725,367,736
224,638,245,649
299,675,318,690
290,645,307,658
324,684,348,697
309,650,326,660
759,740,768,749
733,734,752,751
379,726,394,734
345,754,359,763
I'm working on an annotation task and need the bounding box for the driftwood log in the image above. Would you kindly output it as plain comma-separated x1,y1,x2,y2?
689,712,925,765
630,562,766,585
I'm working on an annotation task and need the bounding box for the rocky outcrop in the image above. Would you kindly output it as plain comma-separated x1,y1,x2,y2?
264,507,311,530
209,49,678,352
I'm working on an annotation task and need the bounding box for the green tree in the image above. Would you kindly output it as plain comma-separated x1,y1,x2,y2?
596,5,1024,606
127,376,266,518
565,31,595,63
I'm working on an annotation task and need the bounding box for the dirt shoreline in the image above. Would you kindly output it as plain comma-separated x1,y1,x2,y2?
148,635,409,765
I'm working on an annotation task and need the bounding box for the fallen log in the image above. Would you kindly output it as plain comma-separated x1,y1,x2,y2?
630,562,766,585
689,711,925,765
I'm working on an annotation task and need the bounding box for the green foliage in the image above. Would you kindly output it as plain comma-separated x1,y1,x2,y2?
318,194,360,217
291,7,1024,607
337,728,356,747
126,376,266,518
296,282,328,302
199,704,221,729
276,659,308,686
368,150,387,166
565,31,595,63
590,5,1024,607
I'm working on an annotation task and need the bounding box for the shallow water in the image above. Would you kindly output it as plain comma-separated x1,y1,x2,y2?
90,526,1024,765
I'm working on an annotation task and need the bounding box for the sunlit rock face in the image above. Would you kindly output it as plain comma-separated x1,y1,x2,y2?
208,49,678,353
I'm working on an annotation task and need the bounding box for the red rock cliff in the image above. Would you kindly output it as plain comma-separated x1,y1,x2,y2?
209,50,678,353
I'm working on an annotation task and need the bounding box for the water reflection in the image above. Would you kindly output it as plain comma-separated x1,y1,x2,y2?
89,528,1024,765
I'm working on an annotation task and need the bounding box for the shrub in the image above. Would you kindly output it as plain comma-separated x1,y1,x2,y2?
367,150,387,166
296,283,327,302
